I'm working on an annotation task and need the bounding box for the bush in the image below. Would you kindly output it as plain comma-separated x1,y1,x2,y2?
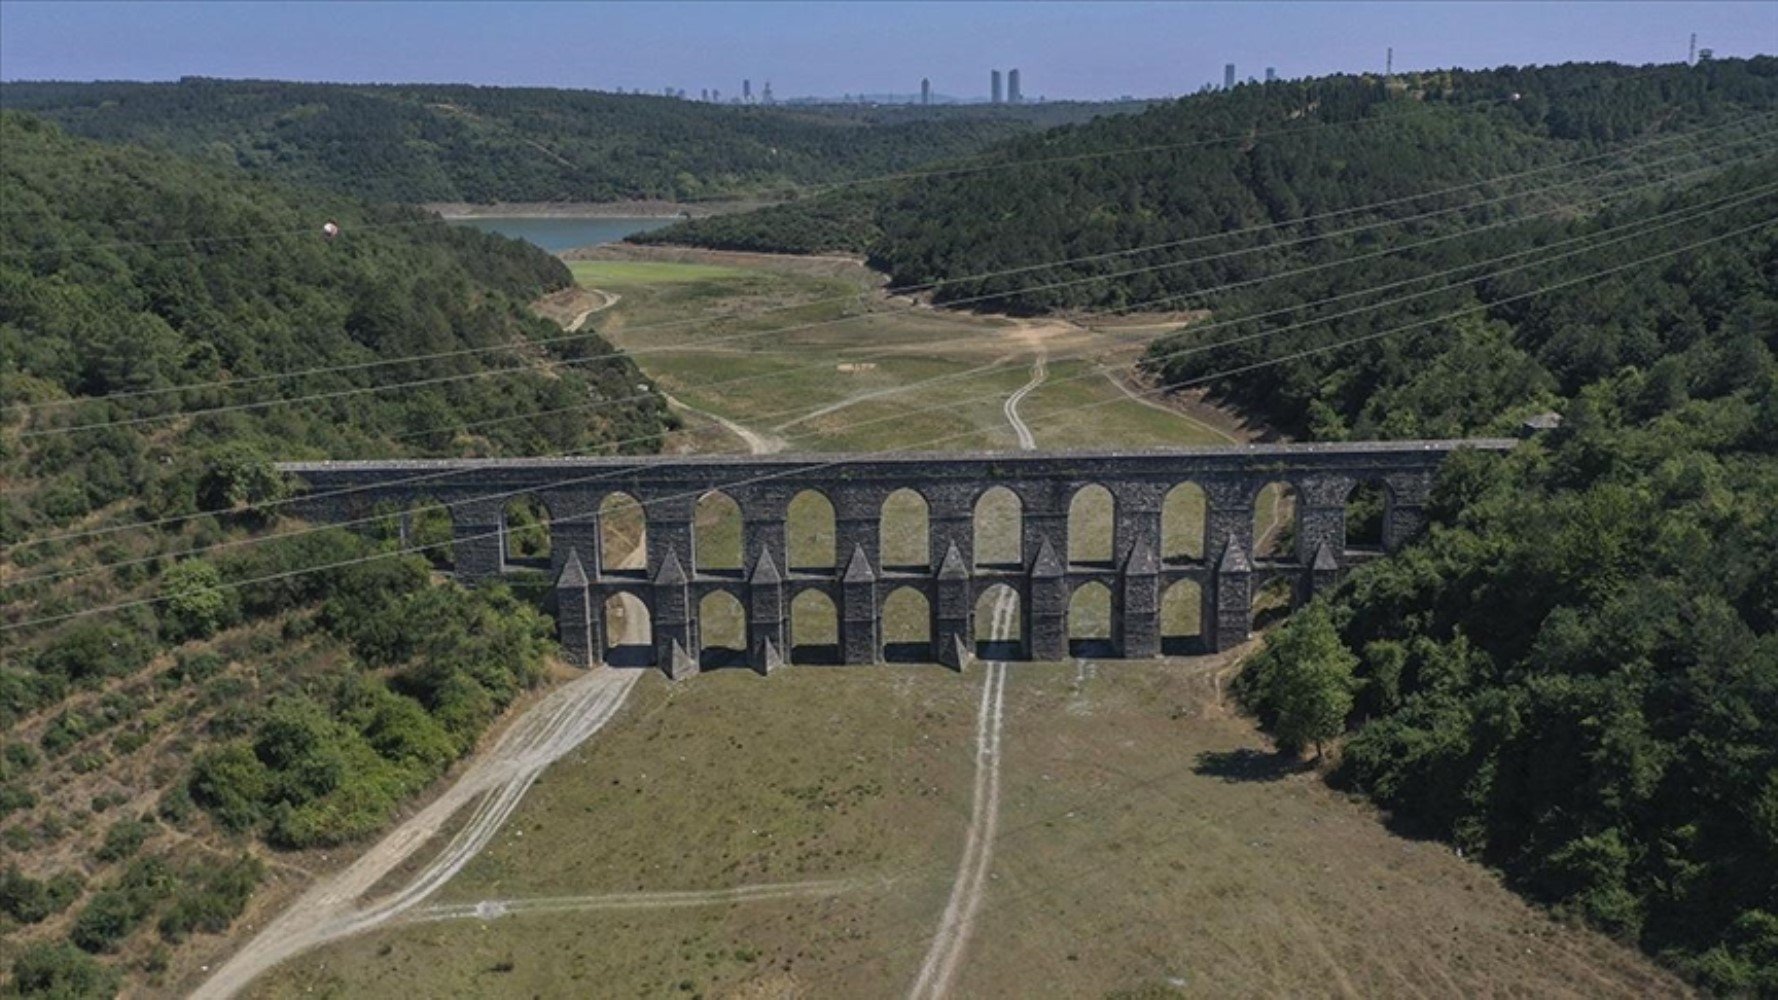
95,818,154,863
29,623,155,686
8,942,120,999
187,743,270,833
157,854,262,942
0,866,83,924
69,857,173,953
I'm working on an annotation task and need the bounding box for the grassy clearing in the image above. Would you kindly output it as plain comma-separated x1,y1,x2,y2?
573,248,1233,456
567,260,753,285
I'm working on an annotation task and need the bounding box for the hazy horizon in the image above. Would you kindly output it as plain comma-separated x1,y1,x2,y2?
1,1,1772,102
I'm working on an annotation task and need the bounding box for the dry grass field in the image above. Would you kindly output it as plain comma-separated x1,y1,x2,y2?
249,659,1681,999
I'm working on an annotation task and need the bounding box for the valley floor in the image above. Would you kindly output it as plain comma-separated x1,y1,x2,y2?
244,657,1684,999
200,248,1679,999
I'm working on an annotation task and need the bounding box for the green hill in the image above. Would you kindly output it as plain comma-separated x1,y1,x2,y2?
638,58,1778,313
0,113,670,991
0,78,1137,205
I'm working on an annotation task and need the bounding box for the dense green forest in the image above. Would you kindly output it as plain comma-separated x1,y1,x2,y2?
0,113,666,992
1153,149,1778,990
0,79,1135,205
642,59,1778,314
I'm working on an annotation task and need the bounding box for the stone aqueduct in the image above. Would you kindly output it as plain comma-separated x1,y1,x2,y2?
278,440,1513,677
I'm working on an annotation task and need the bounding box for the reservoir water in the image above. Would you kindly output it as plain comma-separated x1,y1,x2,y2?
448,216,675,253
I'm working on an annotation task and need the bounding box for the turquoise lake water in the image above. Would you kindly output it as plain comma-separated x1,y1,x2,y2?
448,216,675,252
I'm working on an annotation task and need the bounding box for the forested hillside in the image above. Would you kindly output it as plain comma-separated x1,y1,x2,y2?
1140,140,1778,991
0,79,1130,205
0,113,667,992
651,57,1778,992
642,58,1778,313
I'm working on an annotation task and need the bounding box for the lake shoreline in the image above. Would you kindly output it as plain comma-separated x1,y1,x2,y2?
424,199,765,220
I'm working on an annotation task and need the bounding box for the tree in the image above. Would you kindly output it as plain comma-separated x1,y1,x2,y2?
161,559,236,642
1257,604,1357,759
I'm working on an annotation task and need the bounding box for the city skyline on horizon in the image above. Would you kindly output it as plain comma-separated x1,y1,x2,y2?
1,1,1771,102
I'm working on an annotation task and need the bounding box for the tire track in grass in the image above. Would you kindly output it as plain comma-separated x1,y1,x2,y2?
909,591,1012,1000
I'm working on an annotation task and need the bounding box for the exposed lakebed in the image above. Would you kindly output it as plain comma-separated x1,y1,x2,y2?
447,215,675,253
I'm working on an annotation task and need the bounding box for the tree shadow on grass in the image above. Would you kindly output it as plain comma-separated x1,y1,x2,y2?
1193,747,1309,783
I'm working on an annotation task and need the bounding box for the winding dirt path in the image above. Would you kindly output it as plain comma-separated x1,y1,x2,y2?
565,288,621,332
661,390,786,454
1102,369,1238,444
1001,348,1048,450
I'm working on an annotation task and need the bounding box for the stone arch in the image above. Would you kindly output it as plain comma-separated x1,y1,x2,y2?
604,592,652,665
1160,580,1203,655
600,492,647,574
1067,581,1114,656
1162,482,1207,562
698,590,747,669
882,586,931,662
1344,478,1390,553
787,489,837,572
1253,481,1297,560
973,486,1023,569
974,582,1022,656
502,495,552,569
790,589,839,664
1067,484,1116,566
695,490,743,575
880,488,929,571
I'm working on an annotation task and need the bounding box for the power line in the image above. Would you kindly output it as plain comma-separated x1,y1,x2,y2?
13,153,1763,560
0,68,1680,263
14,181,1766,592
8,108,1765,420
16,119,1770,440
8,211,1764,634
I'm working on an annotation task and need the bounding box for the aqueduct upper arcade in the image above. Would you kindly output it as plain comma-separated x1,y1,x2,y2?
278,440,1514,677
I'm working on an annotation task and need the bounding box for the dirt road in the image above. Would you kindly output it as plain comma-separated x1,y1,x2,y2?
565,288,621,332
661,390,786,454
909,594,1012,1000
1002,348,1048,449
909,346,1035,999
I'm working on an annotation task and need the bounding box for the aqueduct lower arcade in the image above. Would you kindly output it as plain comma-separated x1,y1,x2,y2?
278,440,1513,677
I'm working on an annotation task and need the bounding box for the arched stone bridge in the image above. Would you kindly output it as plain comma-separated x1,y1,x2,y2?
278,439,1513,677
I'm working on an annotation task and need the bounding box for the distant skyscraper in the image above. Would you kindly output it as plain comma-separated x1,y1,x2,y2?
1224,63,1236,90
1265,67,1276,82
1008,68,1022,104
762,80,774,104
743,79,752,102
921,77,931,105
991,69,1003,104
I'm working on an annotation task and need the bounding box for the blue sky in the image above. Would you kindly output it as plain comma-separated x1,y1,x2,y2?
1,1,1771,100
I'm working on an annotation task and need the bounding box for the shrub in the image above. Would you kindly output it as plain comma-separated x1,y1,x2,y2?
69,857,173,953
8,942,120,999
157,854,262,942
95,817,154,863
188,743,271,833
